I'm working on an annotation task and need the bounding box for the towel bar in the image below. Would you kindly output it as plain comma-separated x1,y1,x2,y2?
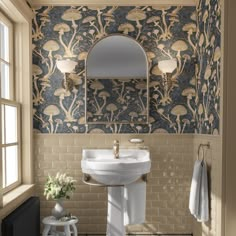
197,142,210,161
82,173,148,187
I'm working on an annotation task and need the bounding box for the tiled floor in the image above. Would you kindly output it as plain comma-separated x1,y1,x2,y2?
76,234,193,236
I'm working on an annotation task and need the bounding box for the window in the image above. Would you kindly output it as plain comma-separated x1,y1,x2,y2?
0,12,21,193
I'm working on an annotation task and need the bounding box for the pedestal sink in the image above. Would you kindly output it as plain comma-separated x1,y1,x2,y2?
81,148,150,185
81,148,151,236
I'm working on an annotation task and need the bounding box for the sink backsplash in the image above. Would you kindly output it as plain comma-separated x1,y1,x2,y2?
32,2,221,134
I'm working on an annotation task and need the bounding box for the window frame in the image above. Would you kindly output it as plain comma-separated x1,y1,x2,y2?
0,0,33,215
0,12,14,100
0,12,22,194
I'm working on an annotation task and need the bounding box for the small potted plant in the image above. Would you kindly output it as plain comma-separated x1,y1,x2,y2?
44,172,76,219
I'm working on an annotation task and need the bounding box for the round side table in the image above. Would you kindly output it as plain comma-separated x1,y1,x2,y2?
42,216,78,236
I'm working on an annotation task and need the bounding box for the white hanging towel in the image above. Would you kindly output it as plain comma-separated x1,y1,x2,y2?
124,181,146,225
189,160,209,222
189,160,202,216
198,161,209,222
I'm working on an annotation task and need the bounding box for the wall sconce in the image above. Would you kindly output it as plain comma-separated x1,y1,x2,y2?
158,59,177,74
56,59,77,91
157,59,177,104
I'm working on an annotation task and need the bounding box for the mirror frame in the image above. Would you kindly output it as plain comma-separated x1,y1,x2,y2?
85,34,149,125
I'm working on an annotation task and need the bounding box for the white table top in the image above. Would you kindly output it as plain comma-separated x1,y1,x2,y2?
42,216,78,226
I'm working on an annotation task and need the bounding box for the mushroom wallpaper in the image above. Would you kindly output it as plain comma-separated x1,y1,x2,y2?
86,78,148,124
32,3,220,134
195,0,221,134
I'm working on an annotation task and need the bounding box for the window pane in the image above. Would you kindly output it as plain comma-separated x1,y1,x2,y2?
5,105,17,144
0,21,9,62
1,104,5,144
1,62,10,99
2,147,6,187
5,145,18,187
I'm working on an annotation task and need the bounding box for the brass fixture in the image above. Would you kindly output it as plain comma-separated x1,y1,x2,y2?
113,140,119,159
82,173,148,187
197,142,210,161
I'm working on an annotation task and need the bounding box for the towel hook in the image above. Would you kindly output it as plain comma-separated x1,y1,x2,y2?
197,142,210,161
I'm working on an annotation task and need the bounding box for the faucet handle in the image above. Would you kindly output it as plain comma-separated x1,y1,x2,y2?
113,140,119,159
114,140,119,144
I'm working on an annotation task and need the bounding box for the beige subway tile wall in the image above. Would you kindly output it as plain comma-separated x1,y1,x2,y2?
34,134,221,235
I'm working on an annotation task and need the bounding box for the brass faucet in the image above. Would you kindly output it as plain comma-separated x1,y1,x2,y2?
113,140,119,159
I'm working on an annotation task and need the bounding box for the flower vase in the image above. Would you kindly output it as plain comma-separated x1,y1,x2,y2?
52,199,66,220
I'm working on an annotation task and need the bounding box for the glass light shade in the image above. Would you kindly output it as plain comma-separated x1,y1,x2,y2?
158,59,177,73
56,59,77,73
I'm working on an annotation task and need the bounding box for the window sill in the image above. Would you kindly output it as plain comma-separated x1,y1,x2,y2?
0,184,35,219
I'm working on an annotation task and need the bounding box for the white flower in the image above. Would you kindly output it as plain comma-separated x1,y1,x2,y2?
44,173,76,200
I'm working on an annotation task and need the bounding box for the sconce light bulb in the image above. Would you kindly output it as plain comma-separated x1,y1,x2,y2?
56,59,77,73
158,59,177,74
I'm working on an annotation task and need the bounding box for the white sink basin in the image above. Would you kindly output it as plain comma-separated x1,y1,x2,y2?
81,148,151,185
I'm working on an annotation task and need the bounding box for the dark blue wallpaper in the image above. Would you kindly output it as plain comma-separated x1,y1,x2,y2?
196,0,221,134
32,5,220,134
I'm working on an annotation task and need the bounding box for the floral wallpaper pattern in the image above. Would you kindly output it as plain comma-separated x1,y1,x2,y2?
195,0,221,134
32,5,220,134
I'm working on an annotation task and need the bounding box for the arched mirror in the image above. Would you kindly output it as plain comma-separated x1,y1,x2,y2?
85,35,149,124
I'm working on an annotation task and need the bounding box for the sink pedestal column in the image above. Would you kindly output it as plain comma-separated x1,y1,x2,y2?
106,187,125,236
